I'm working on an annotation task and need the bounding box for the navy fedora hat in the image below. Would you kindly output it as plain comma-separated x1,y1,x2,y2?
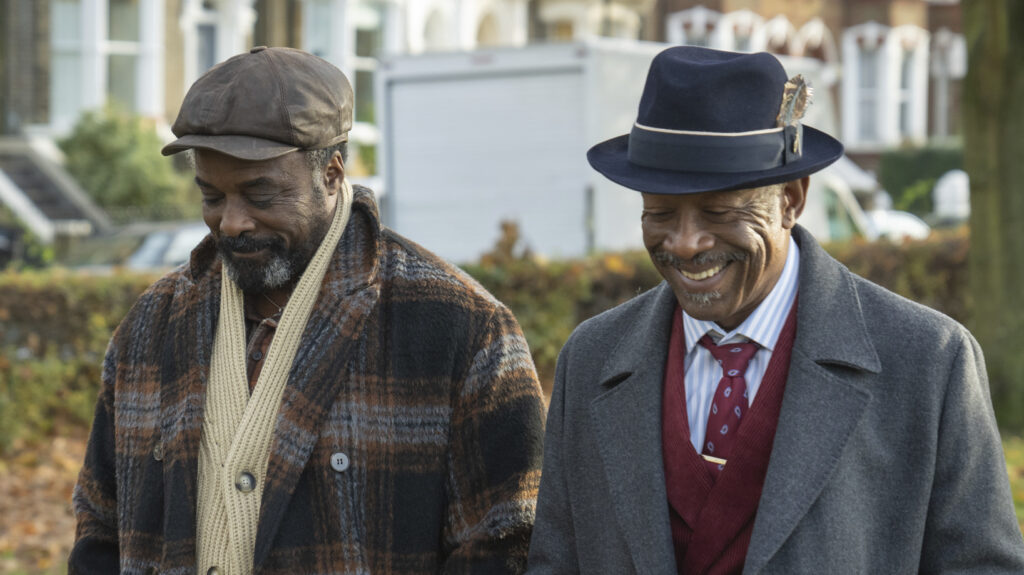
587,46,843,195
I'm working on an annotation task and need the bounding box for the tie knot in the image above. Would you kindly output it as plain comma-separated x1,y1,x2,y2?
698,335,759,375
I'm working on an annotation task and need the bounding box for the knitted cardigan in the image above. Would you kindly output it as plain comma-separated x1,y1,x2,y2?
70,186,546,575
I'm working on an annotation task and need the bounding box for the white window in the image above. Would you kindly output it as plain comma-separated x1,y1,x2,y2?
857,46,879,143
423,9,452,50
930,27,966,138
195,13,218,76
180,0,254,89
537,1,638,41
762,15,795,55
50,0,85,130
711,10,764,52
898,50,914,138
665,5,720,46
48,0,164,132
107,0,141,109
794,17,838,64
353,2,385,124
305,0,333,58
843,22,928,150
302,0,392,177
592,3,641,39
887,26,930,145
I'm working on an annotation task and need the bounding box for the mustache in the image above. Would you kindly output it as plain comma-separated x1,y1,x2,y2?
217,233,285,254
651,249,747,269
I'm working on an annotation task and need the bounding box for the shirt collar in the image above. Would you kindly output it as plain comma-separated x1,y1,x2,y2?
682,236,800,353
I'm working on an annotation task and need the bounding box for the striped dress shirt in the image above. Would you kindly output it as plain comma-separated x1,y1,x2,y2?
682,237,800,452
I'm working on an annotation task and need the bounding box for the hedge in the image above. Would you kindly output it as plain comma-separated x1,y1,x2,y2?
0,270,158,450
0,228,970,453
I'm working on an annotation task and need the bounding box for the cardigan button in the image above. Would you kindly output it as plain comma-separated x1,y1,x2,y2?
153,441,164,461
330,452,350,472
207,567,220,575
235,471,256,493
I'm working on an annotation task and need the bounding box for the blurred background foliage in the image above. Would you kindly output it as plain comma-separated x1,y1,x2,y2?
877,145,963,217
0,222,973,454
57,104,198,224
0,269,157,452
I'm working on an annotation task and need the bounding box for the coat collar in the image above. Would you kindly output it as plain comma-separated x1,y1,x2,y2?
588,225,879,574
787,225,880,374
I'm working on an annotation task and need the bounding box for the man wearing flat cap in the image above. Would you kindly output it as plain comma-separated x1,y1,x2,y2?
527,46,1024,574
70,47,545,574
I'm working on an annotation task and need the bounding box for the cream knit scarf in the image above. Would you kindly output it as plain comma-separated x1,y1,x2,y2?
196,180,353,575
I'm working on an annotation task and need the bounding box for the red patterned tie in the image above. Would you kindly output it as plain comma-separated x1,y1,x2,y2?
698,335,759,476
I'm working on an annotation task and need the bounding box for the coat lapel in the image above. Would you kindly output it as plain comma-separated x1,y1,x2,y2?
160,237,221,559
743,227,880,574
589,283,679,575
252,188,383,569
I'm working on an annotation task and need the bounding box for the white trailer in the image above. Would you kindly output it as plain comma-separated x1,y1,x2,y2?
377,40,871,264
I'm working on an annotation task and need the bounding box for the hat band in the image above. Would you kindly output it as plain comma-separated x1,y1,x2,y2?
627,123,803,173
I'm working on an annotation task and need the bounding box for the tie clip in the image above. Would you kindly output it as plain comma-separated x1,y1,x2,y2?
701,454,727,466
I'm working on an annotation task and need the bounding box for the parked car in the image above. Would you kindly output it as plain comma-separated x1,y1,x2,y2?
64,221,209,272
866,209,932,242
124,222,209,270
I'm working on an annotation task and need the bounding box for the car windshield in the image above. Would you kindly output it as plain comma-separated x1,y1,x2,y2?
163,226,209,267
127,231,173,269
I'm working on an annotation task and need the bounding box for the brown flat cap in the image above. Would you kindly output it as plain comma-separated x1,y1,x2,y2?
162,46,353,160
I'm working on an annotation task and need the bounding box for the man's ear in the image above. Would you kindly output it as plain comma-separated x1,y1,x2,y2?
323,150,345,196
781,176,809,229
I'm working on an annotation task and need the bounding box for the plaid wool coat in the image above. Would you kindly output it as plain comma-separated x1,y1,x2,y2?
70,186,546,574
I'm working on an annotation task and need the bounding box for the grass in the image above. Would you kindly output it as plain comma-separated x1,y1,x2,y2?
1003,434,1024,532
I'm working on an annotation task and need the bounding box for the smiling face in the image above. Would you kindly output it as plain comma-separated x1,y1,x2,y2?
641,178,807,331
194,149,342,293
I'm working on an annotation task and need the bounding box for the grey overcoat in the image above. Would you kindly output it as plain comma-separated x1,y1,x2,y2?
527,225,1024,574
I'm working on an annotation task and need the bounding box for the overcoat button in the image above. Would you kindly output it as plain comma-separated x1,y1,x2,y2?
330,452,350,472
235,471,256,493
153,441,164,461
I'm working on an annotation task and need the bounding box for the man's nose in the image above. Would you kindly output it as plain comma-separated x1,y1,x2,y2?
219,198,256,237
665,212,714,260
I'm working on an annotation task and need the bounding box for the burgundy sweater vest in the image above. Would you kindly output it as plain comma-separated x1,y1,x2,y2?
662,302,798,575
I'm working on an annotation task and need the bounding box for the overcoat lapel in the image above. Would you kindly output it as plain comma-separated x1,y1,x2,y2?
589,283,679,575
160,238,221,557
253,191,383,569
743,227,880,574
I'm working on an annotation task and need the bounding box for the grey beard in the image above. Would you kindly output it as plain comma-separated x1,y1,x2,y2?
680,289,723,307
222,253,293,292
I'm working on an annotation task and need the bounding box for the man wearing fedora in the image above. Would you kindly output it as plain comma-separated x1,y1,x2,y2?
70,47,545,574
527,46,1024,574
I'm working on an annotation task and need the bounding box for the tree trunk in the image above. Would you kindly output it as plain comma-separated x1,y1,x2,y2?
964,0,1024,429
